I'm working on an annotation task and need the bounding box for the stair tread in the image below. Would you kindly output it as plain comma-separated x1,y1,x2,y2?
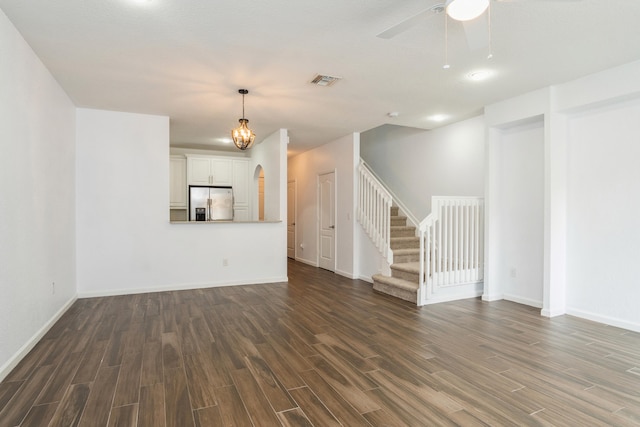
372,274,419,291
393,248,419,254
391,236,419,242
390,225,415,230
390,262,421,274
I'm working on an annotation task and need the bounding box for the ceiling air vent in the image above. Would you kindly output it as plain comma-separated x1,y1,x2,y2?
310,74,342,87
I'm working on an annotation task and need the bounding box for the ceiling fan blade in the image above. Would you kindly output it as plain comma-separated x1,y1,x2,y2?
463,16,490,50
376,7,438,39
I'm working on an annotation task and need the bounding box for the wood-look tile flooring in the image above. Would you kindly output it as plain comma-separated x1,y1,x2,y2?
2,260,640,426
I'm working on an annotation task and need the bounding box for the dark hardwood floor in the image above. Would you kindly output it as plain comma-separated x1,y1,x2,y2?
1,259,640,426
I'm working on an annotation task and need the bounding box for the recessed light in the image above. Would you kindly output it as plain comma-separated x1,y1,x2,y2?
387,112,399,118
428,114,449,123
467,70,493,81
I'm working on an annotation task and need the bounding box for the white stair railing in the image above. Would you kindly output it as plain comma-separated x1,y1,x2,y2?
419,197,484,304
357,161,393,264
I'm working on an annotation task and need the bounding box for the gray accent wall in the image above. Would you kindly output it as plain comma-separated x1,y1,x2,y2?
360,117,485,221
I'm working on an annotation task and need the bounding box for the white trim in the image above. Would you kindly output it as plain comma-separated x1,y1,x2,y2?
482,293,503,302
295,257,318,268
422,290,483,305
566,308,640,333
77,276,288,298
335,269,356,279
503,294,543,309
0,296,77,382
541,307,566,318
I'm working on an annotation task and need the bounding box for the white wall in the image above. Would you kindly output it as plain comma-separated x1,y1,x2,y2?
288,134,359,278
0,9,77,379
496,120,545,307
566,97,640,328
485,60,640,331
76,108,287,296
360,117,485,219
251,130,288,222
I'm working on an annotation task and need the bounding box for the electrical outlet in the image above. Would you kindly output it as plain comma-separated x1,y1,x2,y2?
223,258,229,267
510,268,517,278
52,282,55,294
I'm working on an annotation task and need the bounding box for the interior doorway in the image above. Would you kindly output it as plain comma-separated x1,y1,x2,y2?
258,168,264,221
318,171,335,271
287,181,296,259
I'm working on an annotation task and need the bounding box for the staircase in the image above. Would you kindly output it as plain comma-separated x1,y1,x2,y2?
358,160,484,306
372,206,420,303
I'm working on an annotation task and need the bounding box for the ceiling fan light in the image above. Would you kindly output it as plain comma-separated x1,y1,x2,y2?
446,0,489,22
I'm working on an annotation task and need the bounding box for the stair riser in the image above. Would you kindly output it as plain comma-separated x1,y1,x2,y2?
393,253,420,263
391,269,420,283
390,217,406,226
373,281,417,304
390,240,420,250
390,207,399,216
391,228,416,238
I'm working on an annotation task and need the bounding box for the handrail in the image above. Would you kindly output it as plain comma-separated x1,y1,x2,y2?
361,160,420,229
357,161,393,264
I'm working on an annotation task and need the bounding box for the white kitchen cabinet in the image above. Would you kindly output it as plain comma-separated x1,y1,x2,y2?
187,157,212,185
212,158,232,185
232,159,249,205
233,206,250,221
232,159,250,221
170,155,187,208
187,156,232,186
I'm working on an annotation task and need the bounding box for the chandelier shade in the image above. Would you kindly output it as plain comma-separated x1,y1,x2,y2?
231,89,256,150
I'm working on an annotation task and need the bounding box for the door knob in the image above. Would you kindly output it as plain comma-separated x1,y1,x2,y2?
329,225,335,229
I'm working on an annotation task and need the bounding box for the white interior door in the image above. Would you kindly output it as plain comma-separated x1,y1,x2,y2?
287,181,296,259
319,172,335,271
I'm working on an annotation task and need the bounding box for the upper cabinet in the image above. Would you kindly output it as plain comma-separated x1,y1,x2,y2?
170,155,187,209
232,159,250,221
187,156,232,186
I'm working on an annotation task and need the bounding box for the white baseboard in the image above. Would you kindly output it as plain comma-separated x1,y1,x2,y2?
503,294,543,309
294,257,318,268
482,293,503,302
0,295,77,382
566,307,640,333
77,276,289,298
422,290,483,305
335,269,356,279
540,307,566,318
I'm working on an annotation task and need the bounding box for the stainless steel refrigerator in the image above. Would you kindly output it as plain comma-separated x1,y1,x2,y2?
189,186,234,221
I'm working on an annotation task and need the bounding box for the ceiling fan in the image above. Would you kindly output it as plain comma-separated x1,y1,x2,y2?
377,0,581,43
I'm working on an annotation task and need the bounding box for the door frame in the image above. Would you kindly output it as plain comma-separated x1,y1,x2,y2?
287,180,297,259
317,170,337,271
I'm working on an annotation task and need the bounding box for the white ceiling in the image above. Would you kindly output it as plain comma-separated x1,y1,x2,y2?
1,0,640,156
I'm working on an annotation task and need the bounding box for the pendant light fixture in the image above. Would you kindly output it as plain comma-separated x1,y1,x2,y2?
231,89,256,150
445,0,489,22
